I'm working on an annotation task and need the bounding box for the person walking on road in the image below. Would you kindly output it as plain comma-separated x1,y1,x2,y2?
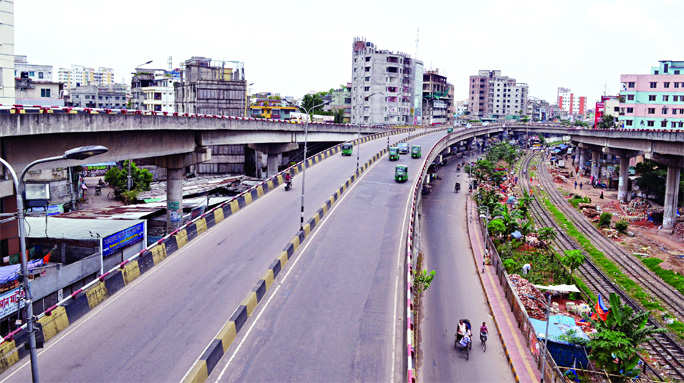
579,182,583,190
574,180,577,189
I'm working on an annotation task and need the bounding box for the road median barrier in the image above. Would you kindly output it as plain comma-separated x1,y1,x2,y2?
181,127,441,383
0,128,418,374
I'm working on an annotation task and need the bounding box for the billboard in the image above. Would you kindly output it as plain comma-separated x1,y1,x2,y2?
0,288,25,319
102,222,145,257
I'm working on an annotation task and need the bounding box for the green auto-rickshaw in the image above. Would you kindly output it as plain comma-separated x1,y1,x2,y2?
389,147,400,161
341,142,353,156
411,145,421,158
447,127,454,133
395,165,408,183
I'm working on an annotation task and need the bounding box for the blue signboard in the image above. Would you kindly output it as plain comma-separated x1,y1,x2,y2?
102,222,144,257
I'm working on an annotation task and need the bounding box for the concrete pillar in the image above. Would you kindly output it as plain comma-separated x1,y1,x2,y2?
618,156,630,203
591,151,601,180
266,153,281,178
662,165,681,231
167,168,184,230
578,149,585,171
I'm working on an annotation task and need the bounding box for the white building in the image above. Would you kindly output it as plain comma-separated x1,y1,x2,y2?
557,87,587,115
351,37,424,125
58,65,115,89
0,0,15,104
14,55,53,81
142,71,177,112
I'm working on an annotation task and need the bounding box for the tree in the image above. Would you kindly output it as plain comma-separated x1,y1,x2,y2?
104,160,153,193
537,227,557,249
516,191,532,217
300,93,324,115
333,107,345,124
561,249,585,279
585,293,664,379
598,114,615,129
413,269,436,292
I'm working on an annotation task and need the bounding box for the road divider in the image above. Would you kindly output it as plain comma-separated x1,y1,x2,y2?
181,127,442,383
0,128,419,375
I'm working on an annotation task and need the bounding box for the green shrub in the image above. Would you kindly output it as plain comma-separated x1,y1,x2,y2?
502,258,517,273
599,212,613,228
615,219,629,233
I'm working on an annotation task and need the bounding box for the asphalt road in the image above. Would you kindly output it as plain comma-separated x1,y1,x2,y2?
417,152,515,383
0,132,416,383
209,133,444,383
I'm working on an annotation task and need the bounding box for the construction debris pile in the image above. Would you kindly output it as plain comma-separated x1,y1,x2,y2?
577,203,601,220
510,274,547,320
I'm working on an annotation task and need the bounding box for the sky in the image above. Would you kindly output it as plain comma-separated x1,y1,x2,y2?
15,0,684,106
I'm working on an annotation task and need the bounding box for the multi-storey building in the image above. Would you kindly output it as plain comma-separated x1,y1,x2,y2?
595,95,619,128
331,83,352,123
351,37,423,126
69,84,127,109
57,65,115,89
0,0,15,105
422,69,453,126
14,55,53,81
174,56,246,117
141,71,177,112
618,60,684,129
15,77,64,106
468,70,528,119
557,87,587,115
249,97,297,120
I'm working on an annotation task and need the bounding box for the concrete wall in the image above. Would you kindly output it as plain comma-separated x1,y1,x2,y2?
31,253,101,301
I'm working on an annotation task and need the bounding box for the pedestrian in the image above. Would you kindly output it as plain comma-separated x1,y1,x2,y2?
574,180,577,189
600,191,604,199
579,182,583,190
522,263,531,275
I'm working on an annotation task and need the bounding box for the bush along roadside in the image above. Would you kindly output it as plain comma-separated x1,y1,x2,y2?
540,194,684,339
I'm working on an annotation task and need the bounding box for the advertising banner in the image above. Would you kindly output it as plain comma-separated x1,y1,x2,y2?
102,222,145,257
0,288,25,319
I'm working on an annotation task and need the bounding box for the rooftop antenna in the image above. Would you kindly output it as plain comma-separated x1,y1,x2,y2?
168,56,172,71
603,83,607,97
415,28,419,58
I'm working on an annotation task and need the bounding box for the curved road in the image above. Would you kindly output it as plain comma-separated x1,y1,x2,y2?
418,153,514,382
1,132,418,383
209,133,444,382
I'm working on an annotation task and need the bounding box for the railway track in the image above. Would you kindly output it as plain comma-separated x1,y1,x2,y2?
518,152,684,381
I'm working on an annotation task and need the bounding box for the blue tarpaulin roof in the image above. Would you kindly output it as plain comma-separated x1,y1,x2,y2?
529,315,590,345
511,231,523,239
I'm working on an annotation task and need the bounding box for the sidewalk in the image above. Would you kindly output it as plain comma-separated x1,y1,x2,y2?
466,196,541,383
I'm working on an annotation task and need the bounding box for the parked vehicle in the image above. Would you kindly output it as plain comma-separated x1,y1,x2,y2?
341,142,353,156
447,127,454,133
411,145,422,158
389,147,400,161
395,165,408,183
397,142,409,154
557,159,565,168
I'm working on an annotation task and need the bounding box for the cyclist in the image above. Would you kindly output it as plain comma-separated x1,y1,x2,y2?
284,172,292,189
480,321,488,343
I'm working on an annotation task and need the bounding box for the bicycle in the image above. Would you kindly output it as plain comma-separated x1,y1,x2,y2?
480,333,487,352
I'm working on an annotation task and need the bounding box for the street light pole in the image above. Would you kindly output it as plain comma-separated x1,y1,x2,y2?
540,292,552,383
478,206,489,272
0,145,108,383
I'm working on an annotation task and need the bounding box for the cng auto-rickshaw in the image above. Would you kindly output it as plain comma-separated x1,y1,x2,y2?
389,147,400,161
341,142,353,156
447,127,454,133
411,145,421,158
395,165,408,183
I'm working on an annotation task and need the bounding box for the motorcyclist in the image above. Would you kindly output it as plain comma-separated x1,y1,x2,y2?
284,172,292,189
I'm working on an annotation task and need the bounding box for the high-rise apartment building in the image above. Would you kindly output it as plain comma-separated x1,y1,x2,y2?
351,37,424,125
57,65,115,89
468,70,528,119
174,56,246,116
617,60,684,129
0,0,15,105
557,87,587,115
422,69,453,126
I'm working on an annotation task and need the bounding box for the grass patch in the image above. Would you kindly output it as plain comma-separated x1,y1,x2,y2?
542,197,664,312
642,258,684,297
668,320,684,339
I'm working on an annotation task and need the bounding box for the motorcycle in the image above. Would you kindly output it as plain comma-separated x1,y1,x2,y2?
284,179,292,191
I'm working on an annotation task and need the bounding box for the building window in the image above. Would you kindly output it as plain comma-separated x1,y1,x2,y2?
662,108,668,114
676,83,680,88
628,82,635,88
664,82,671,88
40,89,51,98
663,95,669,101
626,120,633,126
648,108,655,114
627,94,634,100
649,95,656,101
661,120,668,127
38,72,44,79
647,120,654,127
675,96,680,101
674,109,678,115
649,82,657,88
626,107,634,113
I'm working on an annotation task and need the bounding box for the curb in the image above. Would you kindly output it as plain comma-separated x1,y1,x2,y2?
0,128,418,373
465,198,521,383
181,128,440,383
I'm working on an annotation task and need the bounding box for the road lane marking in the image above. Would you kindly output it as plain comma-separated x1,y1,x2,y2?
213,149,387,383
